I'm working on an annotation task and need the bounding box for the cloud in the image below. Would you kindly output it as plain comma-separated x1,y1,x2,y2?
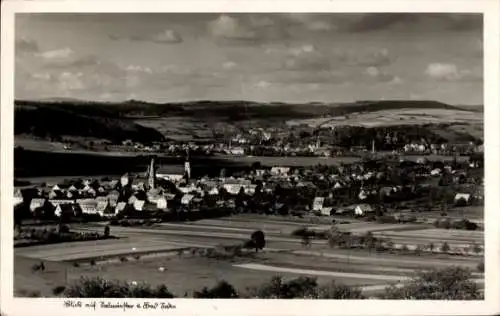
364,66,401,83
347,14,418,32
57,72,85,91
110,29,183,44
333,47,393,67
208,14,289,44
256,80,271,89
209,15,256,41
274,70,346,85
286,14,336,32
424,63,462,81
15,38,39,54
126,65,153,74
282,44,331,71
222,61,237,70
147,29,183,44
284,13,482,34
37,47,74,60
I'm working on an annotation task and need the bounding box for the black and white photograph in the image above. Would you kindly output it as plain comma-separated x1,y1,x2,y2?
1,1,499,314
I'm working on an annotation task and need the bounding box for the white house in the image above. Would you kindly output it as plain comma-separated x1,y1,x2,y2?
354,204,374,216
312,197,325,212
55,204,76,218
115,202,127,214
271,167,290,176
96,199,109,213
120,174,130,187
321,206,333,216
229,147,245,155
255,169,266,176
133,200,145,211
431,168,442,176
14,189,23,206
77,199,98,214
156,196,168,210
223,184,243,195
29,198,46,212
181,194,195,206
128,195,138,205
49,199,73,208
157,174,184,182
358,189,368,201
244,184,257,195
454,193,471,203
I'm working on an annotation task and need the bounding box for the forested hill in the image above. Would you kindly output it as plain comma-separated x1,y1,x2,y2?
15,99,475,123
15,102,165,143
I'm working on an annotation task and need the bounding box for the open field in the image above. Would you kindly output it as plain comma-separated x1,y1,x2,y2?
287,108,483,129
135,116,216,142
15,214,484,297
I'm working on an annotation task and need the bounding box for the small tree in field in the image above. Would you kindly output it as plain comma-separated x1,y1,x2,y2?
413,244,423,256
428,242,435,253
249,230,266,252
104,225,110,238
472,243,482,256
477,260,484,273
440,242,451,254
302,234,312,248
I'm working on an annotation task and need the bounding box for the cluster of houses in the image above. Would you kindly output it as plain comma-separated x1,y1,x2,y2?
14,151,483,222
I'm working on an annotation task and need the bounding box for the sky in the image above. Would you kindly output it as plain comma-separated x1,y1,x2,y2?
15,13,483,105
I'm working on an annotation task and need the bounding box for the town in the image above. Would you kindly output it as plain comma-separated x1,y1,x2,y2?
10,11,486,302
13,143,485,299
14,148,483,226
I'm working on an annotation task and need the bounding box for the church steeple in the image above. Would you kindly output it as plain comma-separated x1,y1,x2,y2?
147,156,156,190
184,148,191,181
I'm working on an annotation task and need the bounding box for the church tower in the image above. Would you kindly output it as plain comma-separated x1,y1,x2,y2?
147,156,156,190
184,148,191,181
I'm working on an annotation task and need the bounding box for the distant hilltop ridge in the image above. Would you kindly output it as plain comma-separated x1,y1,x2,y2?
16,98,481,111
15,99,481,129
14,98,482,145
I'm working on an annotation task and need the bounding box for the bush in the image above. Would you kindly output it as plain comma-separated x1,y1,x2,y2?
58,224,70,234
380,266,482,299
193,280,239,298
477,261,484,273
64,277,175,298
247,276,318,299
317,281,364,299
72,262,80,267
120,257,128,262
52,285,66,296
27,290,42,297
246,276,362,299
89,259,96,266
451,219,478,231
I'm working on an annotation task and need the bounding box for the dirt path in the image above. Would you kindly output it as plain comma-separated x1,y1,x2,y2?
233,263,409,281
293,250,479,268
